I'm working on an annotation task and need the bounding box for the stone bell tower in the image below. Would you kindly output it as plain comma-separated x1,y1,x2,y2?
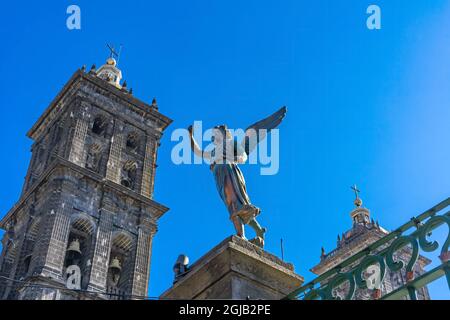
310,187,431,300
0,56,172,300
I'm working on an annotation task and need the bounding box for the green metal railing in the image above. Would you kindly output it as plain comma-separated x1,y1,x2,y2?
284,198,450,300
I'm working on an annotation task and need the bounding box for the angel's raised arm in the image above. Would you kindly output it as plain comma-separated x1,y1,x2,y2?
241,106,287,156
188,125,212,160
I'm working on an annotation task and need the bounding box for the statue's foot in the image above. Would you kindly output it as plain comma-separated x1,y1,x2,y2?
236,233,247,241
257,227,267,239
249,236,264,248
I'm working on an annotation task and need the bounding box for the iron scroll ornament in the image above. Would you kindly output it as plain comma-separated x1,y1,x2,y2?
354,254,386,290
385,235,419,276
418,215,450,256
325,272,356,300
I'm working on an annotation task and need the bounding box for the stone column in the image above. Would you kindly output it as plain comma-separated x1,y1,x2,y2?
131,217,157,297
68,118,89,167
87,196,114,292
140,136,157,199
106,120,124,184
0,218,28,299
37,197,72,279
0,232,14,299
0,233,9,272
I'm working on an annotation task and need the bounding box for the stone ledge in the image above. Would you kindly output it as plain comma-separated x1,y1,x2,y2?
160,236,304,300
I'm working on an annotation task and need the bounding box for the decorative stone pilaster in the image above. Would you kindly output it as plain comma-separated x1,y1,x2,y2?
26,179,73,281
40,202,72,279
87,199,114,292
0,232,14,298
140,137,157,199
131,218,157,297
45,214,70,275
0,222,28,299
106,120,125,184
68,118,89,167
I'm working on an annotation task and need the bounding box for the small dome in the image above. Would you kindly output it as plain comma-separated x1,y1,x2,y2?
106,58,117,66
96,56,123,89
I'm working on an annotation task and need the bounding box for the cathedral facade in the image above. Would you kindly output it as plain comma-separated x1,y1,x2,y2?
0,57,172,300
310,194,431,300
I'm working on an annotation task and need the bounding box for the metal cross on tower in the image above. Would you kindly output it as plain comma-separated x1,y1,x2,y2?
107,44,123,65
351,184,361,199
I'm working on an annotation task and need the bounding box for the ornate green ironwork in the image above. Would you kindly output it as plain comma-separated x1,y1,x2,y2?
284,198,450,300
385,235,419,274
355,254,386,289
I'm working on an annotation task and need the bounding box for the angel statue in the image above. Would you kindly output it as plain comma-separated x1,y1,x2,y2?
188,106,287,248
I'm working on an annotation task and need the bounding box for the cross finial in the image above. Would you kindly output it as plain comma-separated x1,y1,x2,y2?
107,44,117,59
351,184,360,199
351,184,362,207
106,44,123,66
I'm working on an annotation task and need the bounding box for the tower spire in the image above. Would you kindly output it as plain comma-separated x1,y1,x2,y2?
96,44,123,89
107,44,123,66
351,184,362,207
349,184,370,226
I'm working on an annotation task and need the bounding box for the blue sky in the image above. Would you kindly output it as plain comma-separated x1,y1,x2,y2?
0,1,449,299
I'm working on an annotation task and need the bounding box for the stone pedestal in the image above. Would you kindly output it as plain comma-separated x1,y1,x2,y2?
160,236,304,300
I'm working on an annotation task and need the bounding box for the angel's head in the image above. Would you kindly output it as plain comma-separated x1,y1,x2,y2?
212,125,232,145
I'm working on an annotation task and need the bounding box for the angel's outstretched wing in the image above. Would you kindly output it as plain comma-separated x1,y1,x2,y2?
241,106,287,156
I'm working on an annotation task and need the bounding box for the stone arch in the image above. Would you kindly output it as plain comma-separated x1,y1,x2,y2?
125,131,140,152
70,213,97,235
92,114,108,136
85,143,103,173
107,230,135,297
111,230,134,252
120,160,138,190
63,212,97,290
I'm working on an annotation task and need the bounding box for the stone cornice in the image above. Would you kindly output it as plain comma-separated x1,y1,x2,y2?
27,69,173,141
0,156,169,229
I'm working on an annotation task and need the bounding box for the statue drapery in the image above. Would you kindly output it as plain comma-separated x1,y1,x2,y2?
189,106,287,248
